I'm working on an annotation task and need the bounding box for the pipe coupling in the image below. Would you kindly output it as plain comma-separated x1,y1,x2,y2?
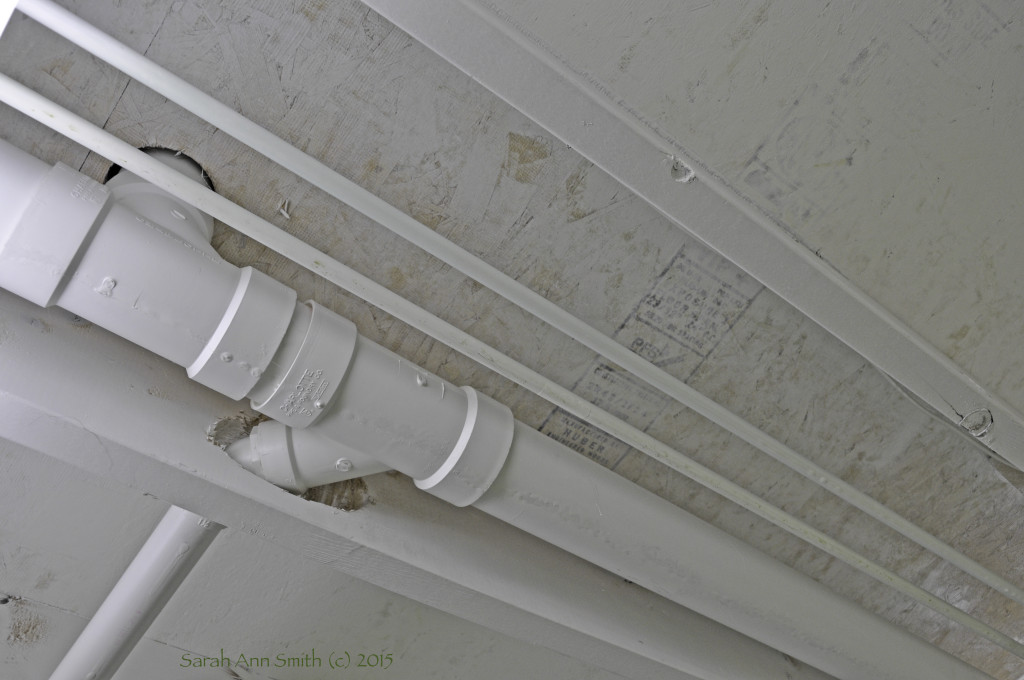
187,267,296,400
0,161,110,307
415,386,515,507
251,301,358,428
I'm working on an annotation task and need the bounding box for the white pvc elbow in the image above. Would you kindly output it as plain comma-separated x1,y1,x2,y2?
225,421,390,493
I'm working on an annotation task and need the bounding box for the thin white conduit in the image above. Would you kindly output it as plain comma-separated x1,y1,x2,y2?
0,0,16,36
16,0,1024,613
3,74,1022,659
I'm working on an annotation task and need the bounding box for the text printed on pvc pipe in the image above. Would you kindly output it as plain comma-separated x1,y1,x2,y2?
280,368,330,418
68,174,107,204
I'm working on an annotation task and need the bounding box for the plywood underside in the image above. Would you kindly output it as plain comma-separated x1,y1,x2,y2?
489,0,1024,415
2,1,1024,678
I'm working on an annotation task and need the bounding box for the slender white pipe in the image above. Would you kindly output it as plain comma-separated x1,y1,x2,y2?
1,74,1020,663
14,0,1024,613
0,0,15,37
48,506,223,680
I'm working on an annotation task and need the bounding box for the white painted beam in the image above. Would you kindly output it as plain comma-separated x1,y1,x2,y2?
0,290,830,680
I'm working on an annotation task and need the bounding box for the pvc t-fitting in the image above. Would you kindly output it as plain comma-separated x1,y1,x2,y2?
0,139,299,400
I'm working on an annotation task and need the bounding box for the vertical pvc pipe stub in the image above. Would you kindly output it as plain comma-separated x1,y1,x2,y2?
0,161,110,307
415,387,515,507
251,301,358,428
106,151,216,248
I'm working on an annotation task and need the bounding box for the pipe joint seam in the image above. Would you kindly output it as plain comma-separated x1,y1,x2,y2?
0,161,110,307
415,386,515,507
250,418,298,491
187,267,296,399
251,301,357,428
229,420,391,493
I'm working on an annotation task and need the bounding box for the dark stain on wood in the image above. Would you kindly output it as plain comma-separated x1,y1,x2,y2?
303,478,374,512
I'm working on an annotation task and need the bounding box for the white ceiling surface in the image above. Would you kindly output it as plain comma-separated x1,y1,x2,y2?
1,0,1024,679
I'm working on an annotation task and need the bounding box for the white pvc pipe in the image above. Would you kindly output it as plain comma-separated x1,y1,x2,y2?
55,199,240,365
0,126,47,227
0,292,838,680
48,506,223,680
225,420,391,493
0,0,15,37
0,136,299,401
14,0,1024,614
0,74,1019,666
476,423,994,680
